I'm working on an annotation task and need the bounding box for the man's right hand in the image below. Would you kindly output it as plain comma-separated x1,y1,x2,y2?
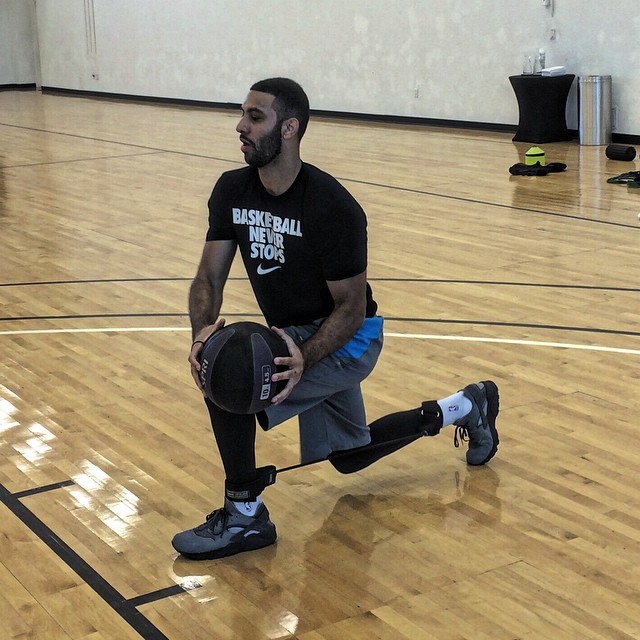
189,317,226,394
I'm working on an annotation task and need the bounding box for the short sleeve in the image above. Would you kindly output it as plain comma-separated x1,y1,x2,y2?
304,173,368,282
206,173,236,242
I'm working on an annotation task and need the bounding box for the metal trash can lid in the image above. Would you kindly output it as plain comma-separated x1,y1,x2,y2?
579,75,612,82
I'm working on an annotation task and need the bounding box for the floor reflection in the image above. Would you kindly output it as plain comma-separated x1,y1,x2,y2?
169,466,501,637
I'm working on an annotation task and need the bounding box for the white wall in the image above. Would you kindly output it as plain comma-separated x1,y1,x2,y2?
0,0,36,85
6,0,640,135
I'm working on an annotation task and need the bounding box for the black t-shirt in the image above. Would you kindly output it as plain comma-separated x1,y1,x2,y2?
206,162,377,327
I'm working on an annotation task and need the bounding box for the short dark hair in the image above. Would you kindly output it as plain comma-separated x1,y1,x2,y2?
250,77,310,140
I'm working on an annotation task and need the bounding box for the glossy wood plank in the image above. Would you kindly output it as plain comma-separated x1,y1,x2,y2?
1,89,640,639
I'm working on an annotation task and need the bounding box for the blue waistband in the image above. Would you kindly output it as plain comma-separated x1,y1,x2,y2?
334,316,384,359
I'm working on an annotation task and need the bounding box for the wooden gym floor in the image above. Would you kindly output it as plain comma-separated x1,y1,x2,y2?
1,89,640,640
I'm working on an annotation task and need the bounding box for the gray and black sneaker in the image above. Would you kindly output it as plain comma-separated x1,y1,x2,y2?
172,499,277,560
454,380,500,466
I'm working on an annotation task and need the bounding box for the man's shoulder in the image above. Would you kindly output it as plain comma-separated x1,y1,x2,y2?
302,163,362,211
217,165,256,187
302,163,356,200
209,166,257,208
302,162,340,186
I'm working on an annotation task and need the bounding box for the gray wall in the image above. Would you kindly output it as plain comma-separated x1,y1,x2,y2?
3,1,640,135
0,0,36,85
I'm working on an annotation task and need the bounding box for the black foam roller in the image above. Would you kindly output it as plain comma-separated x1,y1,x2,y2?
605,144,636,162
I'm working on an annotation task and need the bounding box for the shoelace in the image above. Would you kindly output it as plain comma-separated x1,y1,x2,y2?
196,507,229,536
454,425,469,449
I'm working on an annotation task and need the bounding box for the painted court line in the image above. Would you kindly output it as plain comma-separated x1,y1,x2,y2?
1,326,639,356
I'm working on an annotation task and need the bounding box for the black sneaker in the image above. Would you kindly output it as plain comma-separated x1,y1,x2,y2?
172,499,277,560
454,381,500,465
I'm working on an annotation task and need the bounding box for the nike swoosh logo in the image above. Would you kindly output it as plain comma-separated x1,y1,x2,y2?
257,264,282,275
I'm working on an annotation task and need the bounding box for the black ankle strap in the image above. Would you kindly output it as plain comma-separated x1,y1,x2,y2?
225,465,276,501
420,400,443,436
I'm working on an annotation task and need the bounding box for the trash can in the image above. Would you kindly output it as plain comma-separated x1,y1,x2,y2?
578,75,612,145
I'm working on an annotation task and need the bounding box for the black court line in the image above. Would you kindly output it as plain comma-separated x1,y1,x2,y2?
1,276,639,294
12,479,75,499
0,122,173,155
1,311,640,340
0,121,242,166
0,277,192,287
2,121,635,229
343,176,640,231
0,481,190,640
3,150,165,170
0,312,189,322
127,585,192,608
376,278,640,293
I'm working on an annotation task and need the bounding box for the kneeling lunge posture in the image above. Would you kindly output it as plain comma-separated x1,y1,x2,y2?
172,78,500,560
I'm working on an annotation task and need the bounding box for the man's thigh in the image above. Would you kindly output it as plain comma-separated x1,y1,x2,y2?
260,333,383,459
297,385,369,462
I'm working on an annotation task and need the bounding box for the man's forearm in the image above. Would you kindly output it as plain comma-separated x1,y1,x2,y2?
188,276,222,339
300,305,363,370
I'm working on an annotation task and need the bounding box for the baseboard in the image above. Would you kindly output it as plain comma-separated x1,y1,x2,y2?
0,83,37,91
34,86,640,144
40,86,516,134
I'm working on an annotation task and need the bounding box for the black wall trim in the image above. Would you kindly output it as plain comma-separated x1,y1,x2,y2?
38,86,516,135
0,83,37,91
15,84,640,150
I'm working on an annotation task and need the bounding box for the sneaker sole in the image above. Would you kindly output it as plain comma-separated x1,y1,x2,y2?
175,528,277,561
468,380,500,466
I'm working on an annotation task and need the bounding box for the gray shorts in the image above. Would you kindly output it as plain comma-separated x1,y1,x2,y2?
259,320,383,463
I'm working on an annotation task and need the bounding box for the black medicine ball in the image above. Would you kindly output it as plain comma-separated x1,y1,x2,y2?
198,322,289,414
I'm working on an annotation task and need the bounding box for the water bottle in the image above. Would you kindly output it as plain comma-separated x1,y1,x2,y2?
538,49,546,70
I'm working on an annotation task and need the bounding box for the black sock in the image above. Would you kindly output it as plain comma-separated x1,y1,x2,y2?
328,401,443,474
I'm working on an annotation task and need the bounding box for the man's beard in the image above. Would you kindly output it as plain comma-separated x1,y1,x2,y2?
244,120,284,168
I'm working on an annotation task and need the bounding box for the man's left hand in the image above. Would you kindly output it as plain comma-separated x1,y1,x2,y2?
270,326,304,404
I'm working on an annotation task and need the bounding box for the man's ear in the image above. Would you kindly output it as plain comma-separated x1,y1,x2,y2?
281,117,300,140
